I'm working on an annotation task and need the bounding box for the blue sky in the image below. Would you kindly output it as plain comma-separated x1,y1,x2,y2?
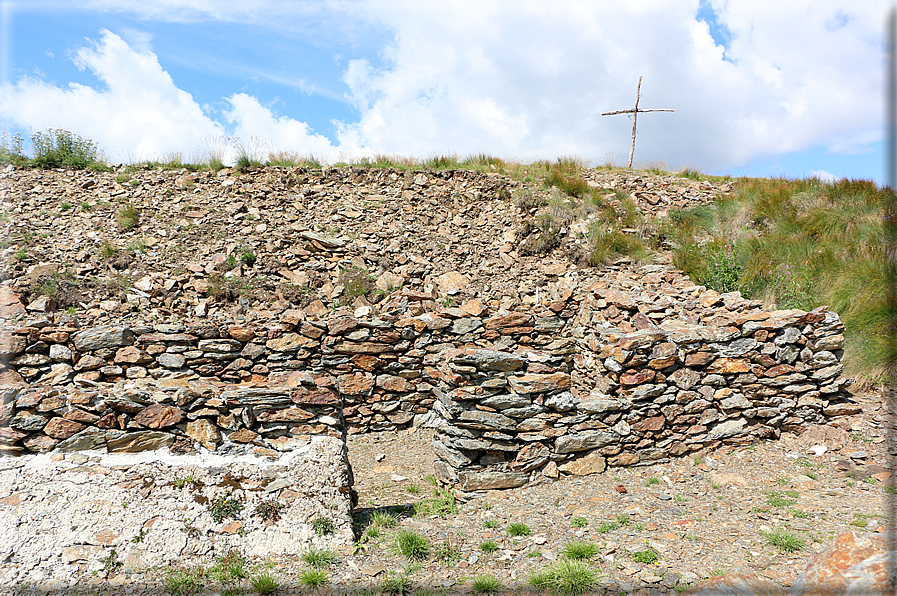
0,1,887,183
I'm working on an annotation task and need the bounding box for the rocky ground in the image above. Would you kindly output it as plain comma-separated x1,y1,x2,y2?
1,164,894,594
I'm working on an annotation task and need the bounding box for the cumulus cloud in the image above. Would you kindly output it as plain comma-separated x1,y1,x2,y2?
809,169,838,182
0,30,343,163
0,1,886,172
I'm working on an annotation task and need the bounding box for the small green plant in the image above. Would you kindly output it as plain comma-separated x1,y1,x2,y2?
632,548,658,564
707,567,728,578
529,559,600,596
790,509,809,519
117,202,140,230
483,519,498,529
570,517,588,528
253,500,285,522
208,494,244,523
507,522,531,537
59,201,72,212
413,483,457,517
161,566,204,596
208,550,248,585
849,514,868,528
597,521,619,534
372,511,399,528
765,491,797,508
884,484,897,494
250,572,279,595
776,476,790,486
528,550,543,558
364,526,381,539
433,541,462,566
673,494,686,503
616,514,630,526
173,475,195,488
100,549,122,573
761,528,805,553
131,529,147,543
380,572,411,595
302,548,336,569
405,483,420,494
561,541,598,561
471,575,501,595
310,517,335,536
298,569,328,589
392,530,430,560
480,541,499,554
645,477,660,486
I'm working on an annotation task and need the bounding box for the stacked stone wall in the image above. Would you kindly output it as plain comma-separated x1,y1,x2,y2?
0,266,859,493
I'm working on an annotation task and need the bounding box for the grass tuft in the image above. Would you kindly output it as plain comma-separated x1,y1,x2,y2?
761,528,806,553
529,559,601,596
392,530,430,561
561,541,599,561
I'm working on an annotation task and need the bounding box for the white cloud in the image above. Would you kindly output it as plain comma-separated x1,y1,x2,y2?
809,169,838,182
0,1,888,173
0,30,344,163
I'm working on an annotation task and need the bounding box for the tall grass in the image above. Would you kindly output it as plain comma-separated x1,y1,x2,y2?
670,177,895,385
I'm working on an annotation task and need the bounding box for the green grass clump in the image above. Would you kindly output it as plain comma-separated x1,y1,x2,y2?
761,528,806,553
765,491,797,508
433,541,462,566
161,567,205,596
507,522,532,537
310,517,335,536
561,541,599,561
479,541,499,553
392,530,430,560
471,575,501,595
412,482,457,517
380,572,411,595
632,548,658,564
371,511,399,528
302,548,336,569
298,569,328,589
250,572,279,594
482,519,499,529
529,559,601,596
570,517,588,528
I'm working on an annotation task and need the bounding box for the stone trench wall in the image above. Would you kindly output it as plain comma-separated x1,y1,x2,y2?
0,268,858,493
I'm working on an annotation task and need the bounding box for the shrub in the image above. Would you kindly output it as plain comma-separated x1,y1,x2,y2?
529,559,600,596
392,530,430,560
0,131,27,165
31,128,105,170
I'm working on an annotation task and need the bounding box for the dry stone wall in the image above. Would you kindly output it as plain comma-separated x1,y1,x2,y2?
0,264,859,493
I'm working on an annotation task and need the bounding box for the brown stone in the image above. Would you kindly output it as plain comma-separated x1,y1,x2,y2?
351,354,383,371
64,409,100,424
338,372,375,396
328,317,358,336
133,404,184,429
558,451,606,476
705,358,751,374
619,369,656,385
0,331,26,358
185,419,220,451
790,531,895,596
631,415,665,432
24,434,58,452
763,363,795,377
229,428,259,443
291,387,340,405
256,406,314,422
484,313,531,330
685,352,714,366
377,375,414,393
227,326,255,341
114,346,153,365
607,451,640,466
507,373,570,394
682,573,785,596
44,417,86,439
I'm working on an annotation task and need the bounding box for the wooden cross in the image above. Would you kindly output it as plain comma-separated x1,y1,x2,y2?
601,76,674,169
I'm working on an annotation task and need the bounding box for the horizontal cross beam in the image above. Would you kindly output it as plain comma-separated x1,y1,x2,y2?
601,108,674,116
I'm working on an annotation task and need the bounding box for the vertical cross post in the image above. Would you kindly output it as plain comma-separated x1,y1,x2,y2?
602,77,674,169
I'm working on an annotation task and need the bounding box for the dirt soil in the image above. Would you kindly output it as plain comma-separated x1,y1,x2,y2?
256,391,894,595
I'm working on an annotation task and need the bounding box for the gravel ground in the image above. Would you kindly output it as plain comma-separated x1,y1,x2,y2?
260,389,893,595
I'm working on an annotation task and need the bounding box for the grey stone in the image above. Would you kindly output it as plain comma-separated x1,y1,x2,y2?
450,349,522,371
534,316,564,332
773,327,802,345
106,431,176,453
458,469,528,491
71,326,134,351
555,430,617,454
545,391,577,411
709,337,758,357
10,412,48,431
720,394,752,409
480,393,531,409
450,318,483,335
48,344,73,362
708,418,747,440
157,353,186,369
577,397,631,413
56,428,125,451
457,410,516,432
432,440,473,468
